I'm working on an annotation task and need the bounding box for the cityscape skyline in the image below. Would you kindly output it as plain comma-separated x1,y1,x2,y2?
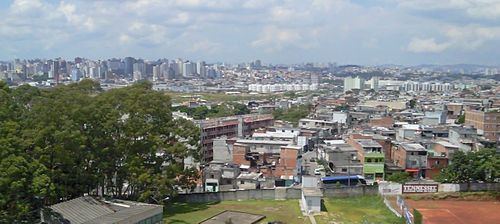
2,0,500,65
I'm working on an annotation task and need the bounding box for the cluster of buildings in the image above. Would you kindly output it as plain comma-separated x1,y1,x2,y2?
344,76,456,93
248,83,319,93
173,77,499,193
3,58,499,97
0,57,223,86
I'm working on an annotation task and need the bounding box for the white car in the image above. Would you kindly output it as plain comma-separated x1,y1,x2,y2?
314,168,324,175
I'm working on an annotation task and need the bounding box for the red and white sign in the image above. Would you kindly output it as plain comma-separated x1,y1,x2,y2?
402,184,438,193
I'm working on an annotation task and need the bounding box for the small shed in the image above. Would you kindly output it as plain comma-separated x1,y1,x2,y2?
301,188,323,213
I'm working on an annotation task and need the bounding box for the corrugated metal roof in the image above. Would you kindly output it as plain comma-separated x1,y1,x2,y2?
49,196,162,224
50,197,115,224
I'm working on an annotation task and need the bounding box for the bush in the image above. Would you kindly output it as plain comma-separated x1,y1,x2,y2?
413,209,423,224
387,172,411,183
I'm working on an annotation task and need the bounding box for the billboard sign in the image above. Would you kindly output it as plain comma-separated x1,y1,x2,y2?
402,184,438,193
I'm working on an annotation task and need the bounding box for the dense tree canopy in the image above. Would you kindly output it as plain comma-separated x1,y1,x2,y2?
174,102,250,120
272,104,312,125
436,149,500,183
0,80,201,222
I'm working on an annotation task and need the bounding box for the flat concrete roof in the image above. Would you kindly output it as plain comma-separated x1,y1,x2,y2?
436,141,459,148
401,143,426,151
200,211,265,224
355,139,382,148
236,139,292,145
302,187,323,197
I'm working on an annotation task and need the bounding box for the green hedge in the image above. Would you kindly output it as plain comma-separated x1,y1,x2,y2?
413,208,423,224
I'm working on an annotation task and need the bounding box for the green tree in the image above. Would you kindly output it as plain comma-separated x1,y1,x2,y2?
409,99,417,109
455,114,465,124
230,103,250,115
387,172,411,183
436,149,499,183
272,104,312,126
0,80,202,221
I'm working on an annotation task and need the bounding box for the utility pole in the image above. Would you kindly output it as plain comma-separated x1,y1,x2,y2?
347,154,351,187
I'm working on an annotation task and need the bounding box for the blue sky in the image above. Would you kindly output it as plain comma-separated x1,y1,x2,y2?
1,0,500,65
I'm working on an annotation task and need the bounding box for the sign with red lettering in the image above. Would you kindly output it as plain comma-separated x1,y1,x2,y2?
402,184,438,193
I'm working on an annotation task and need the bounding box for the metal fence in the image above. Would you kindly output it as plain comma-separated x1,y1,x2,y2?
397,195,413,224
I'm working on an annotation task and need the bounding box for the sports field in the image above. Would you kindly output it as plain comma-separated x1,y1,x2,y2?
164,196,403,224
164,200,311,224
406,200,500,224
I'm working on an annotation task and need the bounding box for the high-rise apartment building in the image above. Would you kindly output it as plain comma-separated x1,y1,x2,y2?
197,61,206,77
182,61,196,77
124,57,135,76
343,76,364,92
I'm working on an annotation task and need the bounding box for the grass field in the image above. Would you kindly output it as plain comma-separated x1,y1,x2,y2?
164,200,310,224
314,196,405,224
165,91,282,103
164,196,404,224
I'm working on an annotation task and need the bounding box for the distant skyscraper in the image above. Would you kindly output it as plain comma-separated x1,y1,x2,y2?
197,61,206,78
49,60,59,80
133,71,142,81
369,76,379,91
344,76,364,92
160,62,169,80
254,59,262,69
310,74,320,85
175,58,184,75
133,62,145,76
124,57,135,76
182,61,195,77
152,65,160,81
71,68,82,82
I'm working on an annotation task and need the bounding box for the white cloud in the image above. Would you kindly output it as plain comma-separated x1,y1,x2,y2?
251,26,320,51
466,0,500,19
397,0,500,19
1,0,500,64
408,25,500,53
10,0,45,14
58,2,95,31
187,40,222,54
407,38,451,53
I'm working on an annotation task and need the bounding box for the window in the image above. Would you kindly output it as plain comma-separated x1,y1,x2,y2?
435,160,440,165
341,168,347,172
210,175,214,178
240,181,245,184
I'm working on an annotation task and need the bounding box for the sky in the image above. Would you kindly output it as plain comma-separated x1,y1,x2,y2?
1,0,500,65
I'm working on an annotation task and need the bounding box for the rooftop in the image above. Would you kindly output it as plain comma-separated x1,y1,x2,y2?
236,139,292,145
302,188,323,197
355,139,382,148
237,172,262,180
436,141,459,148
299,118,336,124
450,126,477,135
400,143,426,151
48,196,162,224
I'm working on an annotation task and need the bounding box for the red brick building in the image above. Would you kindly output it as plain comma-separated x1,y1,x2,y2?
199,114,274,162
426,156,448,179
369,116,394,129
